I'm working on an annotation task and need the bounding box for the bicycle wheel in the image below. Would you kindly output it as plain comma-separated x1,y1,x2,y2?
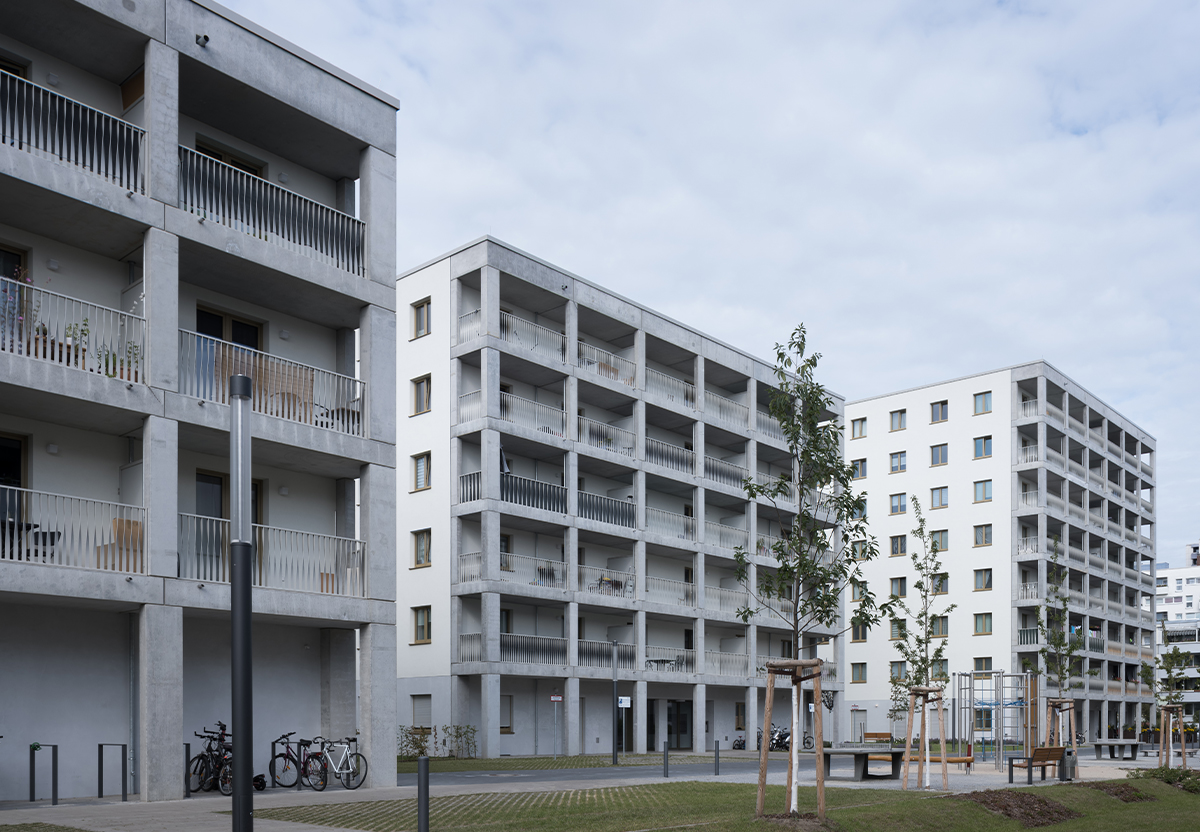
338,752,368,790
218,761,233,796
803,735,815,750
270,753,298,788
188,754,210,793
305,756,328,791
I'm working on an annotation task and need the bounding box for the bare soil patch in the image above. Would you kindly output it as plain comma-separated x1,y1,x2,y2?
761,811,839,830
956,788,1082,828
1079,781,1156,802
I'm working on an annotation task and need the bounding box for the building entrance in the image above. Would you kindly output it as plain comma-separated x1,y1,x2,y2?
667,700,693,750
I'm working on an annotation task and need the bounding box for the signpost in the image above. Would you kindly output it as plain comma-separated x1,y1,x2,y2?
551,694,563,760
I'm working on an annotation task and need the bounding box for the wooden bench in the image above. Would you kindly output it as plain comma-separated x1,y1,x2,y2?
863,732,893,744
1009,746,1067,784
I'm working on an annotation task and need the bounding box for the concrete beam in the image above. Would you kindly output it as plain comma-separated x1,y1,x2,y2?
144,415,178,579
144,39,179,206
360,462,396,603
360,303,397,445
359,621,397,788
143,228,179,392
359,146,396,286
139,603,183,801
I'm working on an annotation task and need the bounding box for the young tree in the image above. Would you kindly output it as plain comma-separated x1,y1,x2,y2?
1141,635,1191,768
733,324,891,814
1033,539,1096,745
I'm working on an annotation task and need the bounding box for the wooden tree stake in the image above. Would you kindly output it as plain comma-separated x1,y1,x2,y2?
814,665,825,822
901,690,917,790
756,669,775,817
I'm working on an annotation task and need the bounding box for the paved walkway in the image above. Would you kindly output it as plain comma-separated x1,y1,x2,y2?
0,751,1181,831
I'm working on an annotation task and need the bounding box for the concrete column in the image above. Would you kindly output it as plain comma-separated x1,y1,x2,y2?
482,592,501,662
634,540,646,601
359,145,397,286
359,622,397,787
480,673,501,758
451,674,470,729
636,610,647,667
694,551,706,611
633,399,646,458
655,698,669,751
565,299,578,360
481,511,501,581
633,469,646,532
320,628,356,739
138,603,182,801
693,421,706,478
359,304,396,444
335,178,356,215
693,355,706,412
143,39,178,206
450,595,462,664
566,451,578,515
481,265,501,338
566,676,581,755
334,478,355,538
481,347,501,419
633,329,646,391
143,415,177,578
565,376,579,440
692,683,707,752
481,429,501,501
565,526,579,590
634,679,648,754
359,463,396,601
746,685,758,749
694,486,705,545
142,228,178,392
567,601,579,666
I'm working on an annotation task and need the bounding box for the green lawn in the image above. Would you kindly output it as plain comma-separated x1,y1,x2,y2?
254,779,1198,832
397,753,712,773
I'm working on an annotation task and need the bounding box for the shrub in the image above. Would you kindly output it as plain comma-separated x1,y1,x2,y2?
1127,766,1200,794
397,724,478,760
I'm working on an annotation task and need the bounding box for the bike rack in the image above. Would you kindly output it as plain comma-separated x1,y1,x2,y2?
184,742,191,798
29,743,58,805
98,743,128,801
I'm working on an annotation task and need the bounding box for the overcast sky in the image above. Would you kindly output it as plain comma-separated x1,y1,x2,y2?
224,0,1199,565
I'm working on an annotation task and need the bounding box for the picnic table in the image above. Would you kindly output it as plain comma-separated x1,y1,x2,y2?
1091,739,1140,760
822,748,905,781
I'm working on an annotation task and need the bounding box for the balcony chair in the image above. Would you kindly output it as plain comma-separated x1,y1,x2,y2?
96,518,142,572
25,530,61,563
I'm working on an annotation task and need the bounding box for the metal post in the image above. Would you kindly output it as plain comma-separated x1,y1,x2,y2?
230,374,254,832
612,641,619,765
29,745,34,802
417,756,429,832
99,744,104,799
184,743,191,798
663,740,669,777
270,742,276,788
121,744,128,802
52,745,58,806
553,701,558,761
714,740,719,776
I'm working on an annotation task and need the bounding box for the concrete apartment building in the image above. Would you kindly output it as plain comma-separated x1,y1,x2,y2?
396,237,841,758
0,0,397,801
842,362,1157,741
1152,558,1200,721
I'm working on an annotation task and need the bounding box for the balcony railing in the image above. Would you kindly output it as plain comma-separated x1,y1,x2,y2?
457,633,483,663
457,309,482,343
455,551,482,583
1019,446,1040,464
1019,582,1040,600
500,553,568,589
458,390,482,422
1018,628,1039,646
501,392,566,437
0,486,145,573
577,416,635,456
755,472,796,501
578,492,636,527
705,521,748,551
706,650,749,676
1019,491,1039,509
645,575,696,606
1,70,144,192
177,513,363,595
645,368,695,406
0,276,146,381
1020,400,1039,418
705,456,748,488
646,645,696,673
578,640,637,670
646,507,695,540
707,584,749,613
458,472,481,503
1087,636,1106,653
707,391,748,426
501,473,567,513
645,437,694,473
179,331,364,437
757,410,785,442
577,341,635,385
500,633,568,664
178,146,363,275
499,312,567,364
578,565,634,598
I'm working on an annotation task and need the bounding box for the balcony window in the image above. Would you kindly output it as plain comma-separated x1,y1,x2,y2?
197,142,262,176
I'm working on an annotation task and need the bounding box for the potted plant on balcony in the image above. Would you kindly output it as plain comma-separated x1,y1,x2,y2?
99,341,140,381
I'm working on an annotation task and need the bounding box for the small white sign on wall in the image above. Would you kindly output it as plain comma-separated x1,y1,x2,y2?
618,696,631,709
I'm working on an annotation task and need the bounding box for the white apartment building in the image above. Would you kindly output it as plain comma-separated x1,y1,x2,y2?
842,362,1157,742
1,0,397,800
1152,560,1200,720
396,237,842,758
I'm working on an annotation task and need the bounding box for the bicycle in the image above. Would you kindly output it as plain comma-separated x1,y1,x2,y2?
306,736,367,790
269,732,321,788
188,722,232,794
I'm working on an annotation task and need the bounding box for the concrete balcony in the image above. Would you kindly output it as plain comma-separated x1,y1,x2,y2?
577,341,635,387
1,486,145,573
646,506,694,540
645,368,695,407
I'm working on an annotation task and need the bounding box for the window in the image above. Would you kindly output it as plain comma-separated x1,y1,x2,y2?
500,694,513,734
413,299,431,338
851,623,867,642
851,418,866,439
851,580,867,601
890,619,906,640
891,577,907,598
890,661,907,681
851,458,867,479
413,452,431,490
974,480,992,502
931,486,948,509
974,708,993,730
0,56,28,78
974,569,993,590
413,376,431,415
852,663,867,683
197,141,263,175
974,656,993,674
851,540,868,560
890,409,906,431
930,444,948,466
413,606,432,643
778,638,791,658
933,573,948,594
931,530,948,552
890,451,907,473
735,702,747,731
931,400,948,423
412,694,432,733
974,436,992,459
413,529,431,567
974,392,992,414
196,307,261,349
932,616,949,638
499,608,513,634
890,493,906,515
974,524,993,547
974,613,993,635
890,535,907,557
931,659,949,680
851,499,866,520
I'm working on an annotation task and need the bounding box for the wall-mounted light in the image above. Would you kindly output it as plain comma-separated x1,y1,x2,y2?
278,330,290,341
46,73,59,87
196,34,210,47
278,486,289,496
45,444,59,455
46,259,59,272
277,172,289,185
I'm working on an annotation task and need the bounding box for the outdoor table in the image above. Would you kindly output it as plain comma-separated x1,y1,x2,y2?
2,519,39,558
645,658,674,671
822,748,905,781
1091,740,1141,760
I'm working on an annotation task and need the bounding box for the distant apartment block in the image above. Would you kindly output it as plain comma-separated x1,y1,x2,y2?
1152,562,1200,721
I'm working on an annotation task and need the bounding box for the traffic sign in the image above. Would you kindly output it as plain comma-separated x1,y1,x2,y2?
618,696,631,709
550,694,563,702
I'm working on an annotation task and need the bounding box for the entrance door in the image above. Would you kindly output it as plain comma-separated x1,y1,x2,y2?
0,436,23,557
666,701,693,750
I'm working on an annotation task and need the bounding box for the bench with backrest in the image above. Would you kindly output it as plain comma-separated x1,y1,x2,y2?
863,732,893,744
1009,746,1066,784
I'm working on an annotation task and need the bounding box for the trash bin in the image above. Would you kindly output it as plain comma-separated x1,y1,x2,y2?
1062,749,1076,780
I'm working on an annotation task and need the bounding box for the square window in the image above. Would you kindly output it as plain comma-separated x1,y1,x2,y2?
891,577,907,598
852,662,867,683
890,619,906,640
890,661,907,680
413,529,431,566
851,418,867,439
413,452,432,490
890,535,907,557
890,451,907,473
931,530,949,552
974,656,993,673
851,623,867,642
930,444,948,466
974,569,993,590
974,392,992,415
890,493,907,515
931,400,948,423
974,480,993,502
413,376,431,415
974,524,993,547
890,409,906,431
413,299,431,338
974,436,992,459
974,613,993,635
933,573,948,594
413,606,432,643
851,458,867,479
412,694,432,731
931,486,948,509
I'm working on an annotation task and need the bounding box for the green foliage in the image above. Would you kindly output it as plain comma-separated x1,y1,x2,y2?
1128,766,1200,794
397,724,478,760
1034,538,1097,696
1140,641,1190,708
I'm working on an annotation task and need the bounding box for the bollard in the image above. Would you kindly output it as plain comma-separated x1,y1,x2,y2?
184,743,191,798
52,745,58,806
417,756,430,832
663,741,669,778
715,740,719,776
98,743,129,801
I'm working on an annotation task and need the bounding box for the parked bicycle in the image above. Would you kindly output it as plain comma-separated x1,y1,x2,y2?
188,722,233,794
305,736,367,791
269,731,321,789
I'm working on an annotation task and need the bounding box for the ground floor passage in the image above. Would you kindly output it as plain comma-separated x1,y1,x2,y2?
399,674,844,758
0,600,371,802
